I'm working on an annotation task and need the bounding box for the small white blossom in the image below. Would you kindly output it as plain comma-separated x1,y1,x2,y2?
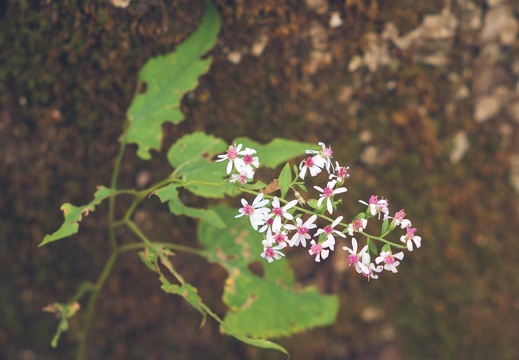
299,155,326,179
235,193,270,231
284,215,318,247
401,227,421,251
239,148,259,179
359,195,389,220
315,216,346,249
347,218,368,236
306,142,334,173
392,209,412,229
268,197,298,233
314,179,347,214
342,238,369,274
376,251,404,273
261,240,287,263
215,144,246,174
308,239,334,262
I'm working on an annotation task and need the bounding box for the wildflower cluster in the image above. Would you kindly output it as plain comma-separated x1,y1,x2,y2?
216,142,422,281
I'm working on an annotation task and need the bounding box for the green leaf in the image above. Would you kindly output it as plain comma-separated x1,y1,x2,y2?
234,137,312,169
198,205,339,340
167,132,228,198
367,239,378,255
278,163,292,198
124,0,221,159
381,219,389,235
154,183,226,228
160,276,207,325
40,186,118,246
221,324,289,356
381,243,391,253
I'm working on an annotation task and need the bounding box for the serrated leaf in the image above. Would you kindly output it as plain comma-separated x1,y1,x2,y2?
221,324,289,355
154,183,225,228
40,186,118,246
160,276,207,324
278,163,292,198
124,0,221,159
234,137,312,169
167,132,228,198
198,205,339,340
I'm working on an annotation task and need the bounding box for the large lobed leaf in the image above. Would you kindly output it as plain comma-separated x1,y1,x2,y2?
40,186,118,246
234,137,316,169
198,204,339,339
154,183,226,228
124,0,221,159
167,132,228,198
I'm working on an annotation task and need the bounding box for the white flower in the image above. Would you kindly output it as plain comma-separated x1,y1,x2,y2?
229,168,251,185
235,193,270,231
342,237,369,274
306,142,334,173
284,215,318,247
400,227,421,251
361,260,383,280
261,240,287,263
315,216,346,249
314,179,347,214
299,155,326,179
376,251,404,273
359,195,389,220
215,144,246,174
269,197,298,233
329,161,350,181
347,218,368,236
392,209,412,229
239,148,259,179
308,239,334,262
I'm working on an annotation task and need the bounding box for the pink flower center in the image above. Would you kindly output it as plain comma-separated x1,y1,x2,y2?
323,187,334,198
265,247,274,258
395,209,406,221
265,218,274,226
384,255,395,265
323,225,333,234
243,204,254,216
337,167,349,179
243,154,253,165
227,147,238,159
406,227,417,239
274,234,286,244
297,226,308,235
310,243,322,255
322,147,332,158
368,195,378,205
273,207,283,216
353,219,364,231
348,254,359,266
305,157,314,167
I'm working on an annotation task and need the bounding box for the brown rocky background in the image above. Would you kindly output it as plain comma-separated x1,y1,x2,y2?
1,0,519,359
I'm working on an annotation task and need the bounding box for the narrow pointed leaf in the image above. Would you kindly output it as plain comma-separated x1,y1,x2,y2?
40,186,118,246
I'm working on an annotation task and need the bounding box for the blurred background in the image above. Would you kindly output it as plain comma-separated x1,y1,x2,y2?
1,0,519,359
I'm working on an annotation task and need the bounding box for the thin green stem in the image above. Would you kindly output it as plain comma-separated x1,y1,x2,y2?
359,231,406,249
69,281,95,304
125,220,152,245
76,249,119,360
118,241,208,258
